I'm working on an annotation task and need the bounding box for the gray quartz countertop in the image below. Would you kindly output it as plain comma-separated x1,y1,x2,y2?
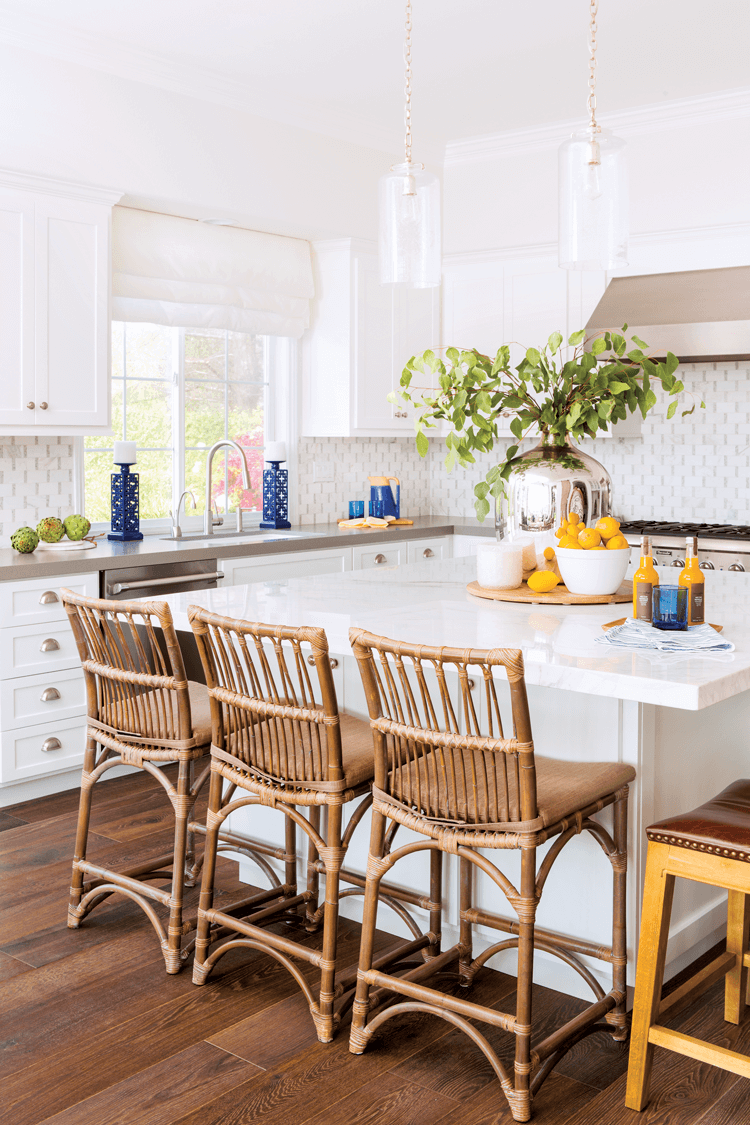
0,516,495,580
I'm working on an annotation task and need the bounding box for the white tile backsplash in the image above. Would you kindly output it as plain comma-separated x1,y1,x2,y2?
298,363,750,527
0,438,76,542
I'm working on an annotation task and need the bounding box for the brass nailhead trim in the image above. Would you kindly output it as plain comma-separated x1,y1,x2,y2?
649,831,750,863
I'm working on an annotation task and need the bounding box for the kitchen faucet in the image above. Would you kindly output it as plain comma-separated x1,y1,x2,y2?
203,440,252,536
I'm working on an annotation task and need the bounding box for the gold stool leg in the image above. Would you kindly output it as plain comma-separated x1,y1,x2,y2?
626,841,675,1112
725,891,750,1024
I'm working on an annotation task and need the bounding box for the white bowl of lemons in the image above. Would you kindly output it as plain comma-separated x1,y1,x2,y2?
554,515,631,595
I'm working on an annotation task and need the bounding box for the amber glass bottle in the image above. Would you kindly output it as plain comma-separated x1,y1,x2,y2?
679,537,705,625
633,535,659,621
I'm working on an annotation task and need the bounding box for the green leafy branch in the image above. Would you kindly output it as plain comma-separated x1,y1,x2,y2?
388,327,703,522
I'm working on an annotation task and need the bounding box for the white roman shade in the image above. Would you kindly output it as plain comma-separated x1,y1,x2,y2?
112,206,314,338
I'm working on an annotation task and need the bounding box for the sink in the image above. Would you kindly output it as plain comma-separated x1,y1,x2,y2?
160,530,313,543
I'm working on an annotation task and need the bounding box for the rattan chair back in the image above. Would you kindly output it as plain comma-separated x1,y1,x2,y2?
188,607,345,791
62,589,198,754
349,629,537,827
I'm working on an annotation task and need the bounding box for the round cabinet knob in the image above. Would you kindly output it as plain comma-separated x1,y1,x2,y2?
39,590,59,604
41,737,62,753
422,548,434,559
39,401,48,410
40,687,61,702
729,563,745,572
27,401,35,410
374,554,387,564
699,560,715,570
466,678,476,691
307,655,340,669
40,637,61,652
329,658,339,669
670,559,685,568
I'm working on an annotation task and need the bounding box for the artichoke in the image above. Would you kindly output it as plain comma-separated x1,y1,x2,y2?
63,514,91,541
11,526,39,553
36,516,65,543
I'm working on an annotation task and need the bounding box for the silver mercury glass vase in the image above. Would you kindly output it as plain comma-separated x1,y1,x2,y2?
495,436,612,542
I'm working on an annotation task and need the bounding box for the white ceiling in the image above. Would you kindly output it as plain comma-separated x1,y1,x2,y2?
0,0,747,158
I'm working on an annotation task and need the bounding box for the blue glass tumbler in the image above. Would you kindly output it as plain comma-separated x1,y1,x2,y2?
349,501,365,519
652,585,688,630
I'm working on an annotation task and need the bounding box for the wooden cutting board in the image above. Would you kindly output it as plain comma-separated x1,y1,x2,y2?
466,579,633,606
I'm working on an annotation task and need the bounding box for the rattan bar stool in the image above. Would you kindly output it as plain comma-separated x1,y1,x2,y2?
188,608,432,1044
347,629,636,1124
62,589,214,973
626,780,750,1110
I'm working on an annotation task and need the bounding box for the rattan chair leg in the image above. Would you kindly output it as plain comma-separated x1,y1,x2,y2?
610,789,629,1040
458,855,473,983
429,849,442,961
162,759,192,975
193,767,224,985
184,759,198,888
306,805,321,931
315,803,344,1044
349,805,389,1055
510,847,538,1123
68,737,97,928
725,891,750,1024
625,841,675,1111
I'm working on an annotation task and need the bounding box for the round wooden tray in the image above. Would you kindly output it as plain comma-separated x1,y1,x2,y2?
467,579,633,606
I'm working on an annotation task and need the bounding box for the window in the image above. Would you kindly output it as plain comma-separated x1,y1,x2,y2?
83,323,271,527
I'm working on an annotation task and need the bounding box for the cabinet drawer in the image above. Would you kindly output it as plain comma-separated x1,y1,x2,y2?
1,715,86,782
0,667,86,730
407,537,452,564
0,619,82,680
0,571,98,629
220,548,352,585
352,544,404,570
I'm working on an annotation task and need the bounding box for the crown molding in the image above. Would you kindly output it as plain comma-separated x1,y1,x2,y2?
445,87,750,166
0,13,444,165
0,167,122,205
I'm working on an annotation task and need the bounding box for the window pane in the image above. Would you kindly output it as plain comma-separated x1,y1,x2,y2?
185,381,226,450
201,445,264,514
84,382,122,450
124,380,172,449
124,323,172,379
83,453,116,523
112,322,124,379
135,452,173,520
227,332,265,382
185,448,209,516
185,330,226,380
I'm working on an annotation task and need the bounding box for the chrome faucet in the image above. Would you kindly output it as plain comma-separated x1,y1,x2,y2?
203,440,251,536
169,490,196,539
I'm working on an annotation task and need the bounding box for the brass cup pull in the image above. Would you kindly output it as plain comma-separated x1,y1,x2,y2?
39,401,48,410
374,554,387,564
40,638,60,652
41,687,61,702
39,590,59,605
41,737,62,753
330,658,339,669
307,656,340,669
422,548,435,559
27,401,35,410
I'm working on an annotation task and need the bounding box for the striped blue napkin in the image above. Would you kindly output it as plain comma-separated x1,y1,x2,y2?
597,618,734,653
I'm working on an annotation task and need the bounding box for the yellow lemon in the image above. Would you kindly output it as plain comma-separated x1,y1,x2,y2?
606,535,629,550
527,570,560,593
566,512,580,527
578,528,602,550
543,546,556,561
559,537,582,549
595,516,620,541
591,544,607,550
554,525,566,540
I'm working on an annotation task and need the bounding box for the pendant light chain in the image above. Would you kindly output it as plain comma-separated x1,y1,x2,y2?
404,0,413,164
587,0,599,134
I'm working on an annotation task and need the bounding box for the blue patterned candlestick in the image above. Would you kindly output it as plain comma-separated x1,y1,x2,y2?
108,443,143,541
260,457,291,530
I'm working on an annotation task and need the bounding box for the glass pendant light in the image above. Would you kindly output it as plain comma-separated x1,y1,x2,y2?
559,1,628,271
379,0,441,288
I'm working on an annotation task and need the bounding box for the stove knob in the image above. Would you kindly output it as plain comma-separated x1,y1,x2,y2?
729,563,745,572
670,559,685,568
699,560,715,570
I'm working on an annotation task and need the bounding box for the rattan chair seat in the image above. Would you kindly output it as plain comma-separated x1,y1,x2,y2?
386,749,635,832
103,680,212,756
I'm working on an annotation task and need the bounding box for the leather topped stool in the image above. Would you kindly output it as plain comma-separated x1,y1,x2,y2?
626,779,750,1110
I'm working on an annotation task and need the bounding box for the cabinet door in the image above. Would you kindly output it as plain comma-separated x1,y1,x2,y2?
219,547,353,585
34,197,110,428
352,543,404,569
391,281,440,432
0,193,35,427
406,536,452,564
352,253,396,432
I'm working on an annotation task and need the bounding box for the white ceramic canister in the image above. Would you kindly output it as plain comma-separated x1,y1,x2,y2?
476,543,524,590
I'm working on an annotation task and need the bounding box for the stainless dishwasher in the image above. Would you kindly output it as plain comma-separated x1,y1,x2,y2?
102,558,223,600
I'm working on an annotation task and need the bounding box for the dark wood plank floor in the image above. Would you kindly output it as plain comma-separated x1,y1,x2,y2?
1,769,748,1124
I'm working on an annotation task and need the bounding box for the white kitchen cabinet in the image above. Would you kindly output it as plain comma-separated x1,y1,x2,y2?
452,534,485,558
0,171,121,436
406,536,452,564
352,543,405,570
301,238,440,437
219,546,353,586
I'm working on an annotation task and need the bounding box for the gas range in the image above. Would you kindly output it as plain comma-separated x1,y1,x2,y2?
618,521,750,573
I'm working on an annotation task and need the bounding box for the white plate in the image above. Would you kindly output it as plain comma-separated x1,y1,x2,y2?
36,539,98,551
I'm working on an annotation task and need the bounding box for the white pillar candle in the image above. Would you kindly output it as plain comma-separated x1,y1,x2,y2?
264,441,287,463
113,441,137,465
476,544,524,590
512,537,539,571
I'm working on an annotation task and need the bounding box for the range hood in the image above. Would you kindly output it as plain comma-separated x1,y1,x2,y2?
585,265,750,363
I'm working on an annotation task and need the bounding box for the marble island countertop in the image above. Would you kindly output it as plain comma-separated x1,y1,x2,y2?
162,555,750,712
